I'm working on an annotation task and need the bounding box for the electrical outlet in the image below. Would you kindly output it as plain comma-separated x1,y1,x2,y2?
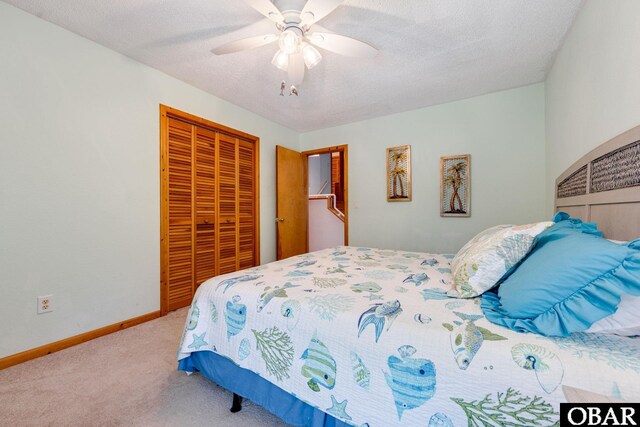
37,295,53,314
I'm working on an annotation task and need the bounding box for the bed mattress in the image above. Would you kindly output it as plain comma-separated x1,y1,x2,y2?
178,246,640,426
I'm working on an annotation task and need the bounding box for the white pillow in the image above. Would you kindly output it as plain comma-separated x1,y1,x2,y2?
586,294,640,336
448,221,554,298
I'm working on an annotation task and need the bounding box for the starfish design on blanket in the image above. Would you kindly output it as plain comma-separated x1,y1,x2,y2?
326,395,352,421
188,332,208,350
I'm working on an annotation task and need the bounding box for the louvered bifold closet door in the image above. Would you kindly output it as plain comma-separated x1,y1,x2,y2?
161,105,259,315
167,118,194,311
217,133,239,275
238,140,257,269
195,127,216,289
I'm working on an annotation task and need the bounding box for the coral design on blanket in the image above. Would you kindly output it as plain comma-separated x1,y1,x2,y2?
252,326,294,382
451,388,558,426
306,294,355,321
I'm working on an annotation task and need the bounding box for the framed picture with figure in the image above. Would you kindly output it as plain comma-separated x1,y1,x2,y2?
440,154,470,217
387,145,411,202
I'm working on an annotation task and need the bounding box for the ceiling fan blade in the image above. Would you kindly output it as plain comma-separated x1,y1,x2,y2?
243,0,285,23
300,0,343,26
308,32,377,58
211,34,278,55
288,52,305,86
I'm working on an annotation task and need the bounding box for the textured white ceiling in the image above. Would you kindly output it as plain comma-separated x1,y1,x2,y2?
4,0,583,132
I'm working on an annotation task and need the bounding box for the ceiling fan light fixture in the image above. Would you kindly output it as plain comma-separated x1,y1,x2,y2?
271,49,289,71
302,43,322,69
279,29,300,54
306,33,325,44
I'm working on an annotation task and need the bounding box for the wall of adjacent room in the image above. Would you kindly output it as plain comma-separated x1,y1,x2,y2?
545,0,640,214
300,84,547,254
0,3,299,358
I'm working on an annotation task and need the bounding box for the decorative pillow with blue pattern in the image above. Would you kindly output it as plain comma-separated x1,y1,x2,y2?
448,221,553,298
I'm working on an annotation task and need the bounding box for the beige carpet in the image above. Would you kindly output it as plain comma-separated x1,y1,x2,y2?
0,309,290,427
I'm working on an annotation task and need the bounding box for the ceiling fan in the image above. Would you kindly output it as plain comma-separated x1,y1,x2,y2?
211,0,378,88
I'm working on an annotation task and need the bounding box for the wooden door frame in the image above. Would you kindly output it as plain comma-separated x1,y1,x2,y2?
160,105,260,316
301,145,349,245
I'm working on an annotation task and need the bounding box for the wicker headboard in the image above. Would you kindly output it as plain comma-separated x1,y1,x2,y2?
555,125,640,241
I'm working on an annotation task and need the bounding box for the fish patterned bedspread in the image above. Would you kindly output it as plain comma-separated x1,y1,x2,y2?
177,246,640,426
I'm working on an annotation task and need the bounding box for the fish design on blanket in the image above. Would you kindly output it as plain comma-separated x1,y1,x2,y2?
350,352,370,389
257,282,300,312
210,302,218,323
420,288,450,300
350,282,382,294
414,313,431,324
186,301,199,330
300,332,337,392
511,343,564,393
403,273,429,286
421,258,439,267
293,259,317,268
331,250,346,257
216,274,263,293
445,300,466,311
442,311,507,369
437,268,452,274
387,264,409,271
384,345,436,420
285,270,313,277
225,296,247,340
326,264,349,274
403,252,422,259
357,300,403,342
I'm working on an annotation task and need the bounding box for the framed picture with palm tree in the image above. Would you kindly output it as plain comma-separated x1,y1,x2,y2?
440,154,470,217
386,145,411,202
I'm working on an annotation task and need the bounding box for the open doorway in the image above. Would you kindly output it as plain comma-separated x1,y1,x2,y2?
304,146,348,251
275,144,348,260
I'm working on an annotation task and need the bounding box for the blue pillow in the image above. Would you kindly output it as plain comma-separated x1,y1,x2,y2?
481,217,640,336
545,211,602,237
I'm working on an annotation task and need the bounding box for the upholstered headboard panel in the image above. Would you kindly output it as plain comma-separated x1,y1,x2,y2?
555,125,640,241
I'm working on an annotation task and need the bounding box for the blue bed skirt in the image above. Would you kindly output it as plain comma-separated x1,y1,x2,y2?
178,351,350,427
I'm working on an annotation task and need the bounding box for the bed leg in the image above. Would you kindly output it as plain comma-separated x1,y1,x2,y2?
230,393,243,413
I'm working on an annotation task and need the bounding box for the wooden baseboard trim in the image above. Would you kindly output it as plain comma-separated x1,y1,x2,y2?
0,310,161,370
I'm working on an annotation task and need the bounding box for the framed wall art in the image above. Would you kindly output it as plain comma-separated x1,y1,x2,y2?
387,145,411,202
440,154,470,217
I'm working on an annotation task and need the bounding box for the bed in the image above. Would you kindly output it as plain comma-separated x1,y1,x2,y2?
177,126,640,427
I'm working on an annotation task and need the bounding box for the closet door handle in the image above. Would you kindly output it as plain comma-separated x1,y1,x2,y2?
275,217,285,223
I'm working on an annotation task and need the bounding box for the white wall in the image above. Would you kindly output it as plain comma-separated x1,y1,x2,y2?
308,154,331,194
545,0,640,213
0,3,298,358
301,84,547,254
308,199,344,252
